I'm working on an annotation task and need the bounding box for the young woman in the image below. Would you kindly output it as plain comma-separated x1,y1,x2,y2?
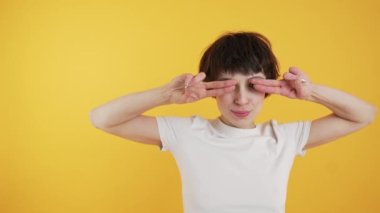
90,32,376,213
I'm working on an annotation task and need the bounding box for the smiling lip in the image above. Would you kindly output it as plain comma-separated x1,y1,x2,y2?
231,110,250,118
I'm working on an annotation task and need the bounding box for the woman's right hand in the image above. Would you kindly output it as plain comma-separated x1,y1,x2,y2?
164,72,237,104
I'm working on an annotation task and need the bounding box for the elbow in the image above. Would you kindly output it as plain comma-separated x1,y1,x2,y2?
367,105,378,124
360,104,377,126
89,109,107,129
89,110,100,128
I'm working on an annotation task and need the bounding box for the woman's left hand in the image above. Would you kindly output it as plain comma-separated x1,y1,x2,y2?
250,66,313,100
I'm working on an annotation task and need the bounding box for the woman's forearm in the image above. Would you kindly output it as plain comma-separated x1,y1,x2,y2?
306,84,377,124
90,85,171,128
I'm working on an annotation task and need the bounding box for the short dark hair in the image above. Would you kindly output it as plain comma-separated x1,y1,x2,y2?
199,31,280,82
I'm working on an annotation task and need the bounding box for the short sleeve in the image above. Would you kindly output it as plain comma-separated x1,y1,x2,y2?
156,116,192,152
280,121,311,157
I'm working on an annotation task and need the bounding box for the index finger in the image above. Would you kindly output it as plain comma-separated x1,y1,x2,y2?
249,78,283,86
204,79,237,89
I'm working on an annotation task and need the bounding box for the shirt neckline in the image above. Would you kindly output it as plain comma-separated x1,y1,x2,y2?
209,116,261,138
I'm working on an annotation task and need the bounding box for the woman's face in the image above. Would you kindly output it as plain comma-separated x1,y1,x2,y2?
215,72,266,129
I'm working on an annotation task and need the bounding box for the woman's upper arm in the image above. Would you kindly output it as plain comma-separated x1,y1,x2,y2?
96,115,162,148
304,113,367,150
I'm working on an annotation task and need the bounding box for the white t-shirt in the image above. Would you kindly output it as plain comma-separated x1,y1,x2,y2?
156,115,311,213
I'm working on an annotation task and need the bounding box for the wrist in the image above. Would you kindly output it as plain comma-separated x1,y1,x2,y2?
303,83,319,102
158,84,175,105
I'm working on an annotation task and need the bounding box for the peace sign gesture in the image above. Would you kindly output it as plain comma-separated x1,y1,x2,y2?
250,67,313,100
166,72,237,104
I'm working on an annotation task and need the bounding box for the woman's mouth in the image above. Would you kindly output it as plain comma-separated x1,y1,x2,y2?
231,110,250,118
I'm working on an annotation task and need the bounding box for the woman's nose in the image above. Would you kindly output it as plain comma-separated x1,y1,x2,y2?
234,88,249,105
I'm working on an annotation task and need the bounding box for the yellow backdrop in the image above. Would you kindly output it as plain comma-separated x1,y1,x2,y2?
1,0,379,212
